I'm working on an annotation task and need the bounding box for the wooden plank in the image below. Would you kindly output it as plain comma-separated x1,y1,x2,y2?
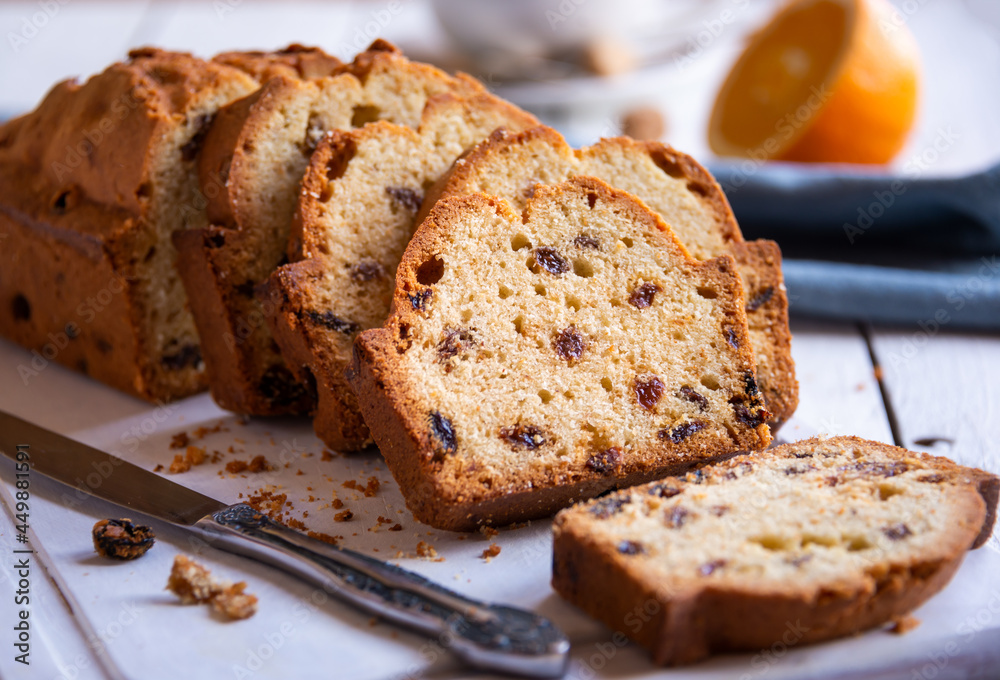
870,328,1000,477
785,319,893,442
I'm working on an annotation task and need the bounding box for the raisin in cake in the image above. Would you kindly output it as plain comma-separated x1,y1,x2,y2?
0,48,263,400
427,126,797,428
174,40,515,416
553,436,999,666
348,177,771,530
263,92,537,450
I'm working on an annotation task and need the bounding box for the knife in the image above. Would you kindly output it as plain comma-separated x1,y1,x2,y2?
0,410,569,678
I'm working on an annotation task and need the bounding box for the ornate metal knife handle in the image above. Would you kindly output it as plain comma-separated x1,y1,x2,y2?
194,504,569,678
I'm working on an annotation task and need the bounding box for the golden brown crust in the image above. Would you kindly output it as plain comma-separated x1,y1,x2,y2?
428,125,799,428
348,178,770,530
552,435,998,665
0,48,259,401
213,44,343,82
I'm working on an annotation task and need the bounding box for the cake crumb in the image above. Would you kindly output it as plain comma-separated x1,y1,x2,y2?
169,455,191,474
211,582,258,620
169,432,190,449
332,498,345,509
480,544,501,561
167,555,220,604
389,523,403,532
889,615,920,635
167,555,257,620
479,525,499,539
321,450,335,461
92,519,155,560
416,541,438,558
153,464,164,472
226,460,248,474
185,446,206,466
306,531,340,546
334,510,354,522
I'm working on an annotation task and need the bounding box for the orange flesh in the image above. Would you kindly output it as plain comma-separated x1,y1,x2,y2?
714,0,850,153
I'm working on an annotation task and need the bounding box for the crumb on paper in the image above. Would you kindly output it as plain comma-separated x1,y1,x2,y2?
889,615,920,635
248,455,273,472
389,523,403,532
416,541,437,558
480,544,501,561
167,555,258,620
334,510,354,522
306,531,341,546
185,446,206,465
211,582,258,620
321,450,335,461
169,432,190,449
332,498,344,509
479,525,498,539
92,519,155,560
153,464,164,472
167,555,220,604
342,476,381,497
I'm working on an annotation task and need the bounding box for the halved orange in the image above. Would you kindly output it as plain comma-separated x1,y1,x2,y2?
708,0,920,165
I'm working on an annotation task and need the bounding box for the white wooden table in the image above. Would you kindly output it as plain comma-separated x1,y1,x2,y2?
1,2,999,679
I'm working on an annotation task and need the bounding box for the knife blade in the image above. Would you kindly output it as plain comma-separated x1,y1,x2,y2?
0,410,569,678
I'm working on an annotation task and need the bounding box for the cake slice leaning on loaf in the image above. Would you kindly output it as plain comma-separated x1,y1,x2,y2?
347,177,772,530
0,48,265,401
263,91,537,449
552,436,999,666
425,126,797,428
175,40,520,416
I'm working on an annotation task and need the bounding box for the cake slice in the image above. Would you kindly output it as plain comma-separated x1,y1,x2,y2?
174,40,507,415
0,48,264,401
347,177,771,530
552,436,999,666
425,126,797,428
263,92,537,449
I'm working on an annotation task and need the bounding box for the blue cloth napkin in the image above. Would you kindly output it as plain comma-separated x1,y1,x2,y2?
708,160,1000,329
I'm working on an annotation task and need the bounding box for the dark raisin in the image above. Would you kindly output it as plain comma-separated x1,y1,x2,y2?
436,328,476,363
918,473,946,483
725,327,739,349
617,540,643,556
658,420,705,443
180,114,213,162
499,424,547,450
793,452,814,459
554,326,585,361
731,400,770,428
52,188,77,214
65,323,80,339
628,282,661,309
699,559,726,576
678,386,708,410
710,505,729,517
259,365,313,407
429,412,457,459
746,286,775,312
350,260,385,283
648,483,683,499
162,344,201,370
883,523,912,541
573,234,600,249
589,495,630,519
840,461,909,478
532,247,570,275
665,506,689,529
92,519,155,560
408,289,432,311
787,554,813,568
743,372,760,398
96,337,113,354
306,310,359,334
301,113,326,154
634,375,665,410
207,231,226,248
688,468,707,484
386,186,423,213
585,447,623,473
11,294,31,321
784,464,816,475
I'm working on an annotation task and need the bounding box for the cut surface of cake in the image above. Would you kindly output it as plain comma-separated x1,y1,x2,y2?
348,177,771,530
552,435,999,666
263,91,537,449
427,126,797,428
175,40,522,415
